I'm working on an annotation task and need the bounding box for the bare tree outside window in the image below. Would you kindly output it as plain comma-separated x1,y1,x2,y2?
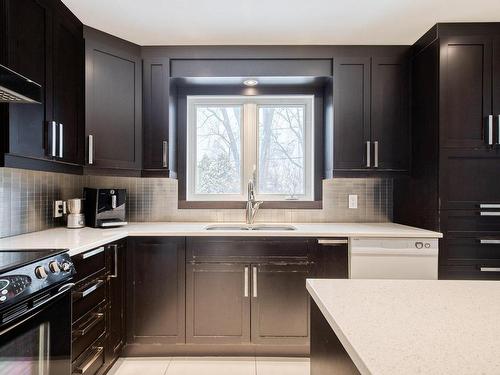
195,106,241,194
258,106,305,197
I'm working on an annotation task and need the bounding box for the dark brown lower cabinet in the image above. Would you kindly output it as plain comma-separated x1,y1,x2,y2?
126,237,185,347
105,240,126,368
186,263,250,345
251,263,310,346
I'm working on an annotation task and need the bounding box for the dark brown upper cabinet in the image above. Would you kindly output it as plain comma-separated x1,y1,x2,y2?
142,58,174,176
332,54,409,174
84,26,142,176
440,36,493,149
0,0,84,173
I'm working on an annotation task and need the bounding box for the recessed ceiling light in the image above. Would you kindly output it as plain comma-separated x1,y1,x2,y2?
243,79,258,87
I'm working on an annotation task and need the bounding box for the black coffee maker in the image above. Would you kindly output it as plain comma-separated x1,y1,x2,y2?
84,188,127,228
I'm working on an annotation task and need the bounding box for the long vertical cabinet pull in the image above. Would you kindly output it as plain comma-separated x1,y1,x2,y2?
487,115,494,145
58,123,63,158
365,141,371,168
252,266,258,298
244,266,249,297
162,141,168,168
373,141,379,168
51,121,57,157
88,135,94,165
109,244,118,278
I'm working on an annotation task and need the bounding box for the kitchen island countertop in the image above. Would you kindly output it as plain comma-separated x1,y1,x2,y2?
307,278,500,375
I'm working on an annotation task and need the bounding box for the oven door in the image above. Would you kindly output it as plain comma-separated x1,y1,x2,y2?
0,284,73,375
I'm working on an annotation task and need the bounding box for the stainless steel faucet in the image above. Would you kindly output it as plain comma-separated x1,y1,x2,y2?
246,177,263,224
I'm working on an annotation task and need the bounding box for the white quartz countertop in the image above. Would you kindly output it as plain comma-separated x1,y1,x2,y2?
306,279,500,375
0,222,441,256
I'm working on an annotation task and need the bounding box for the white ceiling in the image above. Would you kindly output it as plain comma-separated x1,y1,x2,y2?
62,0,500,46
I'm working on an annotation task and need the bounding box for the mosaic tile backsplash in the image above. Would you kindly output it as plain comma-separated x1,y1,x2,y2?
0,168,393,238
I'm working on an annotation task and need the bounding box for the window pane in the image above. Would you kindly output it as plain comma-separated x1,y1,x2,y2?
258,106,305,197
195,106,242,194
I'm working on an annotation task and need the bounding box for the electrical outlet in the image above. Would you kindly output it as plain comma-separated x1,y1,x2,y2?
348,194,358,209
54,200,65,218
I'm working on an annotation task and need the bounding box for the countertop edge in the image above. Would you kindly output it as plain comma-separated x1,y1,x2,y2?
306,280,370,375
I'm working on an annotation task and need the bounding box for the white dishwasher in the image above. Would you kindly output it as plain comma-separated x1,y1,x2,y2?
349,238,438,280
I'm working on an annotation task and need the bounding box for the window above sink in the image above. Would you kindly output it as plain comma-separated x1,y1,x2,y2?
186,95,315,203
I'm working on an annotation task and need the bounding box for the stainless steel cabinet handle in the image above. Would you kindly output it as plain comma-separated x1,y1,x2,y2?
480,239,500,244
73,313,104,337
110,244,118,278
74,346,103,374
162,141,168,168
244,266,249,297
252,266,258,298
80,246,104,260
480,212,500,216
373,141,379,168
88,135,94,165
51,121,57,157
480,267,500,272
497,115,500,144
487,115,494,145
58,123,63,158
480,204,500,209
318,239,348,245
111,195,117,209
365,141,371,168
74,279,104,299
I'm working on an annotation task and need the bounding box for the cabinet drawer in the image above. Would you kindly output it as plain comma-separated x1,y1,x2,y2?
441,236,500,264
73,277,106,323
72,246,106,284
440,149,500,210
440,260,500,280
187,237,311,263
72,339,105,375
442,210,500,236
72,305,106,361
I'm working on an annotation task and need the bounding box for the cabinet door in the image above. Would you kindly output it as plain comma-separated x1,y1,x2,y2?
333,57,371,170
250,263,309,346
51,8,84,164
371,56,409,170
85,27,142,172
143,58,170,172
493,37,500,142
186,263,250,344
440,36,493,149
106,241,126,365
128,237,185,344
4,0,49,159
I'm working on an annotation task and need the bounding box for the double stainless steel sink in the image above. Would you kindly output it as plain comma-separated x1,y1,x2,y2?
205,224,297,231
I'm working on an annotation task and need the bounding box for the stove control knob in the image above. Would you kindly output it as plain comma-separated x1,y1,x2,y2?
35,266,48,279
61,262,72,272
49,261,61,274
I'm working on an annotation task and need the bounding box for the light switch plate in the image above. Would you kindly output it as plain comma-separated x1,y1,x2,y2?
348,194,358,209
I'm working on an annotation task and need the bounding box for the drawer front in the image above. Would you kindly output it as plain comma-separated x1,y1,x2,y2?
72,305,106,361
442,210,500,236
72,337,105,375
440,149,500,210
187,237,311,263
440,260,500,280
440,236,500,264
73,277,106,323
72,246,106,284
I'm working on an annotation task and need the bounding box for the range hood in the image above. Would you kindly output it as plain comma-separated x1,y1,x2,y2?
0,64,42,103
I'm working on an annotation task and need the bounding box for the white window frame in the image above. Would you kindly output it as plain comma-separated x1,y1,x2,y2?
186,95,314,202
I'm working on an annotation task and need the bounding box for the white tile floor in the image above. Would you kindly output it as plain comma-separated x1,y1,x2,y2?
108,357,310,375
